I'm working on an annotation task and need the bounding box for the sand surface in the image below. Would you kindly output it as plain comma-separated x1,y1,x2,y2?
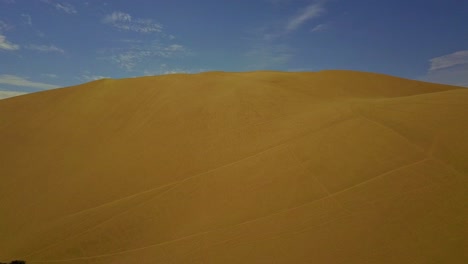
0,70,466,263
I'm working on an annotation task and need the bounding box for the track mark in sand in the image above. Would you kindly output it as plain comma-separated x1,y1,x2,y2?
287,146,351,215
21,182,178,259
24,114,353,260
25,118,321,258
29,157,431,263
141,113,358,197
58,181,179,221
332,158,430,195
26,140,296,259
351,103,467,178
351,107,433,161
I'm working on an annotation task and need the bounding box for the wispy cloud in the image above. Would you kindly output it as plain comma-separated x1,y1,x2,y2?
0,20,12,31
103,11,162,33
421,65,468,87
0,75,59,90
0,34,20,51
108,42,188,71
143,64,208,76
244,0,329,69
429,50,468,71
286,0,328,32
103,11,131,24
0,20,19,51
81,75,110,82
311,23,328,32
164,44,185,52
55,2,76,14
0,90,27,100
41,0,77,14
21,13,32,25
420,50,468,87
26,44,65,53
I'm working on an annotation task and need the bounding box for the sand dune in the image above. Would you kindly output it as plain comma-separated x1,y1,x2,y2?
0,70,466,263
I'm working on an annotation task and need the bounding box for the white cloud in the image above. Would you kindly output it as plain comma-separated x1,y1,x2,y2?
143,65,208,76
421,64,468,87
429,50,468,71
109,43,188,71
161,70,187,74
21,14,32,25
103,11,162,33
0,90,27,100
164,44,185,52
0,34,19,50
311,23,328,32
41,0,77,14
111,52,142,71
286,0,327,32
0,75,59,90
81,75,110,82
55,2,77,14
420,50,468,87
103,11,131,24
118,39,143,44
144,69,188,76
26,44,64,53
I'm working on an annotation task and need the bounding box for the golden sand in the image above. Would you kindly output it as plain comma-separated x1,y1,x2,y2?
0,70,466,263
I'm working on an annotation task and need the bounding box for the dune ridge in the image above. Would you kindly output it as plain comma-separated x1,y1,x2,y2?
0,70,466,263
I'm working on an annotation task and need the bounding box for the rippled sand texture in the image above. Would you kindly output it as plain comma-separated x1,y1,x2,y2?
1,71,467,263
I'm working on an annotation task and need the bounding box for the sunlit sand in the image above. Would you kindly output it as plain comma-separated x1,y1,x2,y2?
1,70,466,263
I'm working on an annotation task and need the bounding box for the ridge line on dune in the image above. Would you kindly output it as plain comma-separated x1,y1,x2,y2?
28,157,432,263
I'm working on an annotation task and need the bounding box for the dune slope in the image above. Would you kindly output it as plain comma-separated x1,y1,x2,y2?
0,70,467,263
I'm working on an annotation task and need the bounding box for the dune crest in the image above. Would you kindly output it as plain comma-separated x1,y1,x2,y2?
0,71,466,263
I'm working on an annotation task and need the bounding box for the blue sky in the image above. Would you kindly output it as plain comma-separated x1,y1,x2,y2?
1,0,467,98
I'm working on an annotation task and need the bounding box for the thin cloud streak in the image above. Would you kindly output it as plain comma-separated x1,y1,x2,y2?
420,50,468,87
0,75,59,90
0,34,19,50
21,14,32,25
41,0,77,14
286,0,327,32
0,90,27,100
26,44,65,53
429,50,468,71
81,75,110,82
103,11,163,33
311,23,328,32
108,43,188,71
